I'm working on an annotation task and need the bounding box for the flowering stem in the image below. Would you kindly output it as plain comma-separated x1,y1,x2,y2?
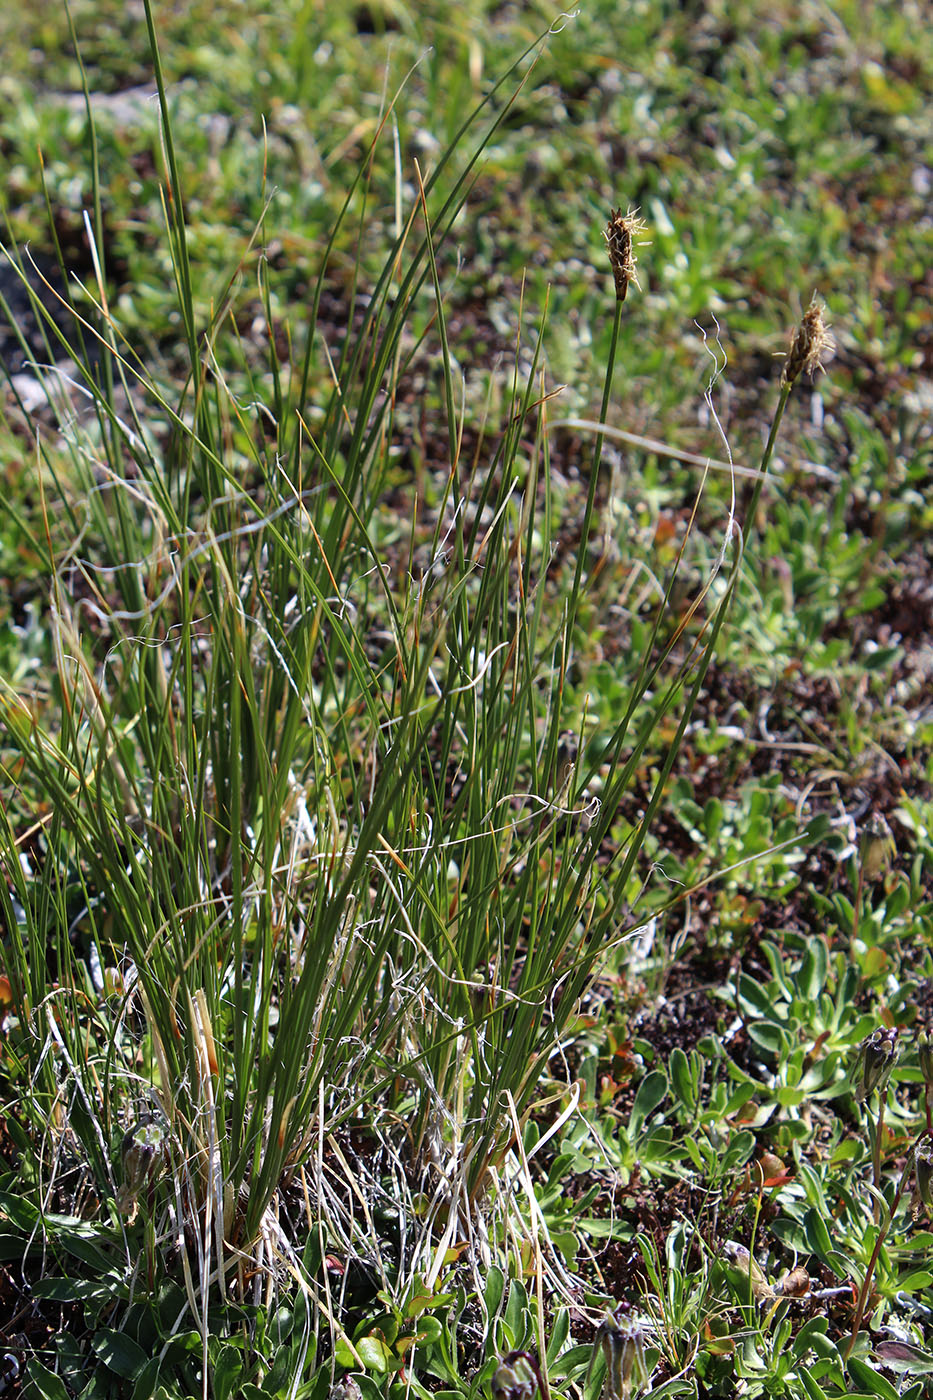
569,298,623,606
746,385,791,531
846,1134,926,1359
872,1092,885,1226
850,858,866,963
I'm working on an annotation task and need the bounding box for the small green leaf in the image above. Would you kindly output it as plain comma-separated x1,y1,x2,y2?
798,1367,829,1400
723,1083,758,1115
362,1311,398,1346
847,1356,900,1399
546,1308,570,1363
56,1230,112,1271
92,1328,148,1380
405,1288,452,1318
551,1230,579,1264
25,1360,70,1400
212,1344,244,1400
483,1264,504,1317
804,1206,846,1276
901,1232,933,1252
721,1130,755,1171
0,1190,39,1230
683,1136,703,1169
131,1358,162,1400
503,1279,529,1340
545,1153,576,1190
737,974,778,1018
792,1315,829,1361
32,1276,117,1302
412,1316,443,1345
770,1218,810,1253
748,1023,787,1056
550,1343,594,1379
860,946,889,980
669,1048,695,1109
798,938,828,1001
335,1337,358,1369
703,797,724,840
629,1070,668,1133
830,1139,862,1165
356,1335,391,1373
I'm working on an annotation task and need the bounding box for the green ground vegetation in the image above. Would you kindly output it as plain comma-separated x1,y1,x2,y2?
0,2,932,1398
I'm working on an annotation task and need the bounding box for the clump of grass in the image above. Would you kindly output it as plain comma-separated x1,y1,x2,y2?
0,7,832,1397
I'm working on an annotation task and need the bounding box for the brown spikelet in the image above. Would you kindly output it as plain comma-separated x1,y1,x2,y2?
605,207,647,303
782,295,835,386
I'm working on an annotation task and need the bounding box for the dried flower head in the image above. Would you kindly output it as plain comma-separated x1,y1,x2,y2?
781,295,835,386
722,1241,775,1302
915,1141,933,1212
851,1026,899,1102
605,207,647,303
589,1314,654,1400
329,1379,363,1400
116,1114,168,1217
491,1352,544,1400
774,1265,811,1298
918,1030,933,1086
859,811,894,882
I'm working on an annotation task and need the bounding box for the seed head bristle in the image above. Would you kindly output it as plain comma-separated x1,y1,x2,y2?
605,206,647,303
782,295,835,387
